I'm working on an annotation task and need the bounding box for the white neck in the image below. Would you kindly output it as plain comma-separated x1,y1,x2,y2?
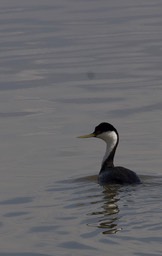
96,131,118,165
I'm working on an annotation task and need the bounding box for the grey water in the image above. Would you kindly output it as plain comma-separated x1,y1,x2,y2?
0,0,162,255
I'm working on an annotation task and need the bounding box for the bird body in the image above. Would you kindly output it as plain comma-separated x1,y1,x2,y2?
99,166,140,185
78,122,141,185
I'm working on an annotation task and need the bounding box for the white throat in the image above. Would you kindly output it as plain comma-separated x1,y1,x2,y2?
96,131,118,164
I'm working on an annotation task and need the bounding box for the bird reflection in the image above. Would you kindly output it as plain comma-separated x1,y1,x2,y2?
88,185,121,234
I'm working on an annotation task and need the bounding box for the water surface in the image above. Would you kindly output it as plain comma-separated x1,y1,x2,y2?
0,0,162,255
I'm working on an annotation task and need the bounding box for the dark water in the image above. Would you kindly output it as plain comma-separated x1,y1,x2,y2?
0,0,162,255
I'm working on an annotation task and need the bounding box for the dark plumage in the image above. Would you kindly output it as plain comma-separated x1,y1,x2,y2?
78,122,141,185
99,166,141,185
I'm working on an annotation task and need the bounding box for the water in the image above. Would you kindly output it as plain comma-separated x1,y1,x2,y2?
0,0,162,255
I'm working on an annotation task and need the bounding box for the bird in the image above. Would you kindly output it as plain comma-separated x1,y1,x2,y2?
78,122,141,185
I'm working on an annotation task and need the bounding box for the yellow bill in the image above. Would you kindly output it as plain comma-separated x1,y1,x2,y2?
77,133,95,138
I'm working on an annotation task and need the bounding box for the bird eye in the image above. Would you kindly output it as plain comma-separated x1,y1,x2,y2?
95,130,101,135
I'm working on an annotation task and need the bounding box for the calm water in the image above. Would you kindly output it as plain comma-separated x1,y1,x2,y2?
0,0,162,255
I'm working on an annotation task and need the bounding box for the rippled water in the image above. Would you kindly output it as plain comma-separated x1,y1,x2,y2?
0,0,162,255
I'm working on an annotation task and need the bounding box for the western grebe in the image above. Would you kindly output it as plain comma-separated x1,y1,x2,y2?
78,122,141,185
